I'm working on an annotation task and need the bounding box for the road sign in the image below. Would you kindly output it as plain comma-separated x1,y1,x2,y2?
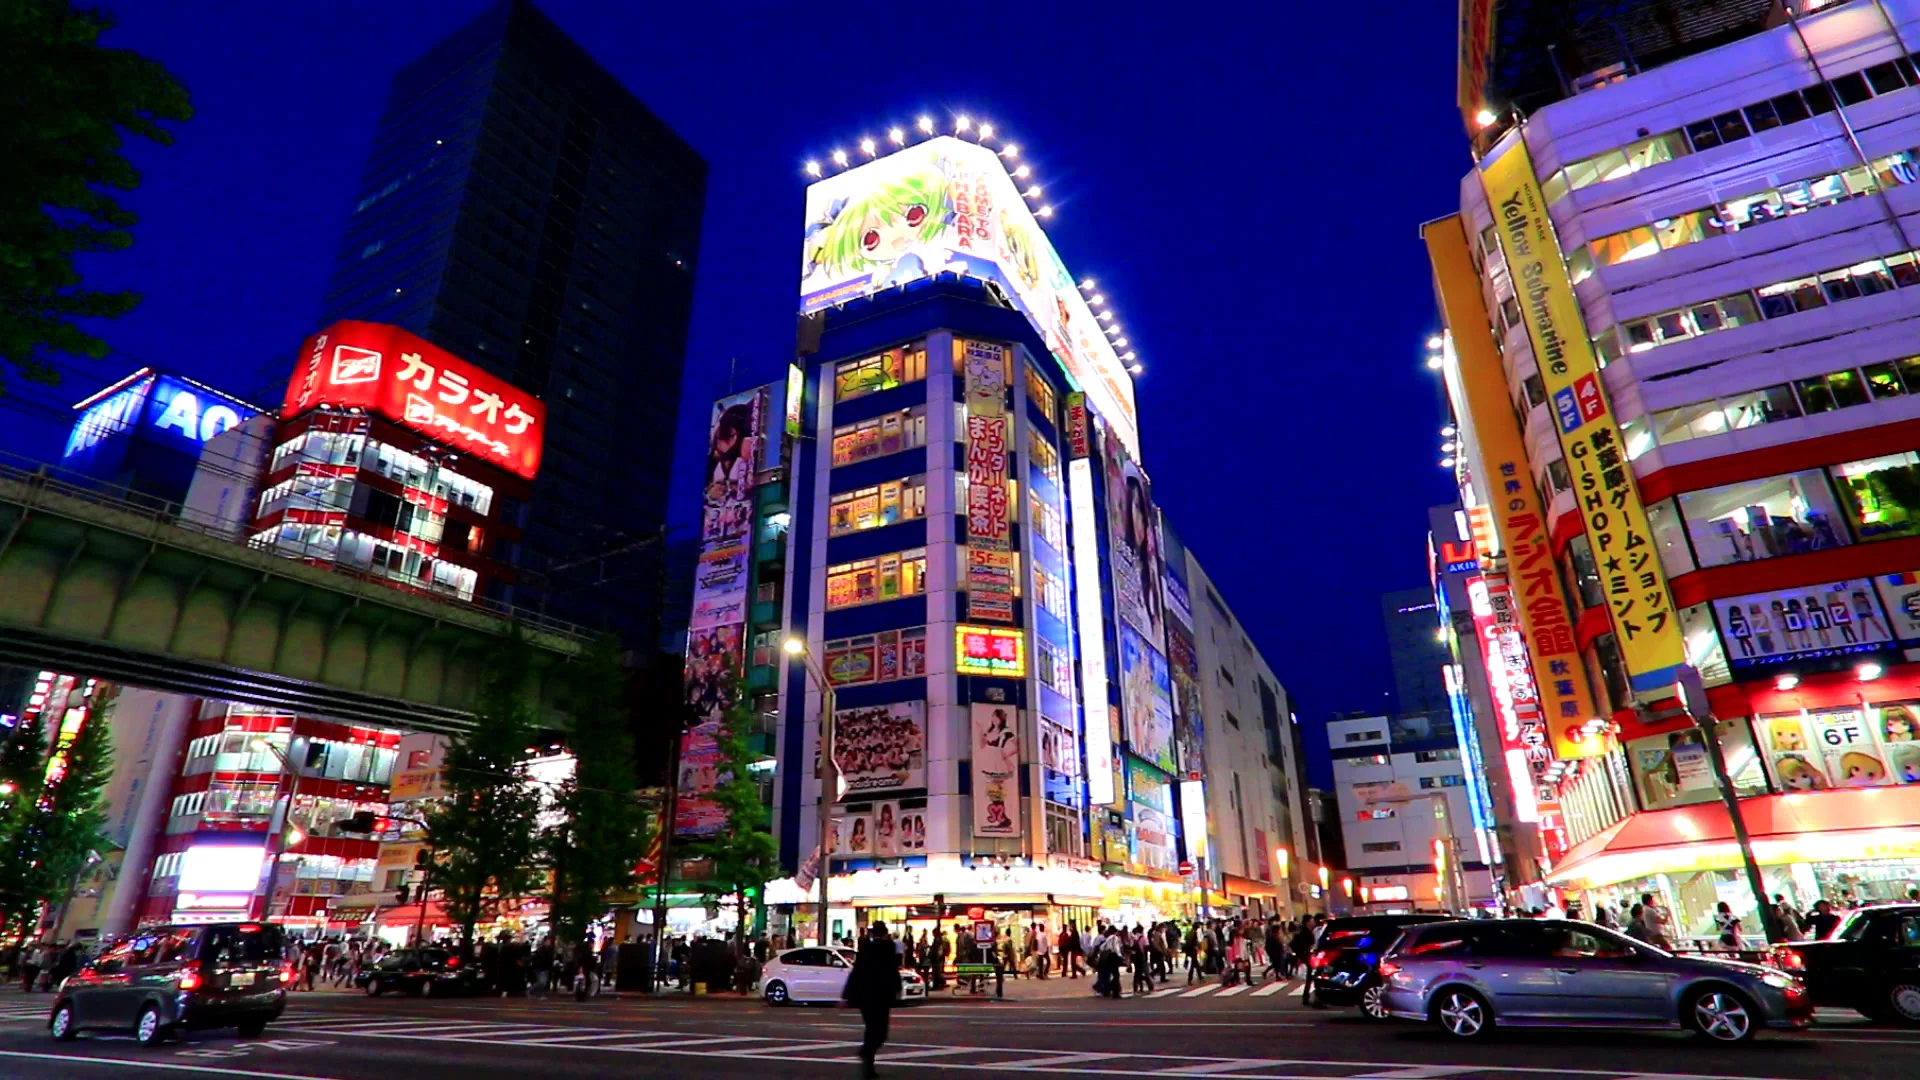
1178,860,1194,876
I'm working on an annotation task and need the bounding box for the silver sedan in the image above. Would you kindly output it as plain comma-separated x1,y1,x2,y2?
1379,918,1811,1043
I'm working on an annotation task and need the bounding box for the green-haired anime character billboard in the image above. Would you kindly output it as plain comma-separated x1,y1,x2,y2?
802,152,955,292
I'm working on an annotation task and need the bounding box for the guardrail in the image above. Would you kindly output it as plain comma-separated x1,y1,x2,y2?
0,450,593,644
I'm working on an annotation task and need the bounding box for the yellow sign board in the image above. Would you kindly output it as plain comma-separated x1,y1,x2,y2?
1478,139,1686,702
1425,215,1603,759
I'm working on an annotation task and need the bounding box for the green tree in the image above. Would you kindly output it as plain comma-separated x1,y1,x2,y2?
0,1,191,392
425,630,545,955
0,696,113,946
683,677,776,951
542,636,647,947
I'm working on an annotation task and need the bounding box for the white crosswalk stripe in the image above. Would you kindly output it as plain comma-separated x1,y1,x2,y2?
1180,984,1218,997
0,1004,48,1023
1250,981,1288,997
1213,985,1251,997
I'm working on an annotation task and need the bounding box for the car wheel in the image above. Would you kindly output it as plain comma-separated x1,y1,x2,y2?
1688,987,1757,1043
237,1020,267,1039
49,1003,77,1042
420,978,436,998
1431,987,1492,1040
365,981,382,997
1359,982,1392,1021
1886,982,1920,1025
134,1005,167,1048
764,980,789,1006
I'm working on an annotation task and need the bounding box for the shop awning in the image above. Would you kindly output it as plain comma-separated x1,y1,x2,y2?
1223,874,1278,899
373,902,451,928
1547,787,1920,891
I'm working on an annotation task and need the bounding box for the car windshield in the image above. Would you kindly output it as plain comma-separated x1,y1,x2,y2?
1836,912,1876,941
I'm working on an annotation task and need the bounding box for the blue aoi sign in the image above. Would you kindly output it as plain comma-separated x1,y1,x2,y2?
65,371,257,459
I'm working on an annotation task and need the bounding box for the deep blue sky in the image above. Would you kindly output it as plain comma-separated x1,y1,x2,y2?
9,0,1465,786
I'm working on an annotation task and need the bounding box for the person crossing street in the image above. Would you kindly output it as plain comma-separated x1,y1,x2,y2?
843,923,901,1080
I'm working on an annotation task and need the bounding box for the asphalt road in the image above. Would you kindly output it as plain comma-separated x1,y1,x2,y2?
0,979,1916,1080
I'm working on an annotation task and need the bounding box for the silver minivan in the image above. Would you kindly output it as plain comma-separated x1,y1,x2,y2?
1379,918,1811,1043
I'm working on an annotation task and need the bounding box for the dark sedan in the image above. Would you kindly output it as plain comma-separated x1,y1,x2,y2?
354,947,484,997
1304,913,1451,1018
1773,902,1920,1023
50,922,289,1047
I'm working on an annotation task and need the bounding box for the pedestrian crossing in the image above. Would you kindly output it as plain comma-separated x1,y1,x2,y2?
1146,978,1303,1000
0,1002,49,1024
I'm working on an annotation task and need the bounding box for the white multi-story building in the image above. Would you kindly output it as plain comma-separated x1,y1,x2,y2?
1328,713,1493,911
1433,0,1920,941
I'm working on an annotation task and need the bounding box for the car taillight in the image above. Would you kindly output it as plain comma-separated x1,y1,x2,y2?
176,963,202,991
1309,950,1331,970
446,955,461,968
1773,947,1805,971
279,963,295,983
1377,960,1400,979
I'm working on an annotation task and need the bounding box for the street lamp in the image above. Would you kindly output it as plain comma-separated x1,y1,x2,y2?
251,736,305,921
785,636,837,946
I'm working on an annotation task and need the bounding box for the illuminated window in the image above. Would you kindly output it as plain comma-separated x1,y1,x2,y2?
824,548,927,609
828,476,928,536
1418,775,1466,789
834,343,927,402
1029,490,1066,552
1024,365,1056,420
1832,451,1920,542
1033,563,1069,618
821,627,928,686
1027,433,1061,486
830,405,928,467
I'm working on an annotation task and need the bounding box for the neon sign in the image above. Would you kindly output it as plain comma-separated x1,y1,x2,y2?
955,625,1026,677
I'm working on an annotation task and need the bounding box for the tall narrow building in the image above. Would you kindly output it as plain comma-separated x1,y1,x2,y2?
319,0,707,642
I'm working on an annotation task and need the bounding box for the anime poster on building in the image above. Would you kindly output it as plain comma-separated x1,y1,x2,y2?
1102,424,1166,645
799,137,1139,461
1164,620,1205,781
841,811,873,856
1758,705,1920,790
1127,759,1176,875
970,703,1023,837
1874,571,1920,641
1713,578,1894,668
678,387,768,838
1119,624,1177,774
832,702,926,795
871,801,901,857
963,339,1015,622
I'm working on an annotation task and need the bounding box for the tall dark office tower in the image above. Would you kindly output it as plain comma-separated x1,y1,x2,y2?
319,0,707,643
1381,586,1451,718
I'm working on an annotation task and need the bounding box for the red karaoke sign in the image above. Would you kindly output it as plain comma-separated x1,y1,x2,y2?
285,321,545,480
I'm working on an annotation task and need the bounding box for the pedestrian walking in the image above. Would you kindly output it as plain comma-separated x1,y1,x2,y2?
1263,921,1285,983
18,944,41,994
843,924,900,1080
1640,892,1676,950
1059,922,1083,978
1095,927,1124,998
1130,930,1153,995
1182,924,1200,983
1772,895,1805,940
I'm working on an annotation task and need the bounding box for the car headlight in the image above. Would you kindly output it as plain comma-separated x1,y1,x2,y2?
1760,973,1792,989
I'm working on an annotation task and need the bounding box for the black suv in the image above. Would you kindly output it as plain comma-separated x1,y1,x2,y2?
50,922,289,1046
1774,903,1920,1023
1305,913,1451,1018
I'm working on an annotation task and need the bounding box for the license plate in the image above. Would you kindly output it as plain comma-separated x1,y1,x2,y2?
232,973,255,987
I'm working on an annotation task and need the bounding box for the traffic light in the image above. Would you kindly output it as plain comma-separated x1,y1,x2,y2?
338,810,379,834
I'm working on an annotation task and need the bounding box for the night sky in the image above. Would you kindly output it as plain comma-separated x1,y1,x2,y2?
8,1,1467,786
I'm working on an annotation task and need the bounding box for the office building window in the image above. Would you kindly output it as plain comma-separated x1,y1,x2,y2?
824,548,927,609
829,476,928,536
1361,841,1403,853
1419,775,1466,789
1025,366,1056,420
1677,471,1847,567
830,405,929,466
834,343,927,402
1343,730,1384,743
1414,749,1461,763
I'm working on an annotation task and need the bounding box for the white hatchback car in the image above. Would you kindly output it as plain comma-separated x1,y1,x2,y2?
759,946,927,1005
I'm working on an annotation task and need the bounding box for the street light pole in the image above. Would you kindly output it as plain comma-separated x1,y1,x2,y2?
252,736,305,923
1674,667,1779,944
785,638,836,947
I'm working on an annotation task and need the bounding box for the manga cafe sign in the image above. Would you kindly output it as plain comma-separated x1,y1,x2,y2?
285,321,545,480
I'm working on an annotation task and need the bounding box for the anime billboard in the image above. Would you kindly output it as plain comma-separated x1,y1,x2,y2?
800,136,1139,461
1119,624,1177,775
1102,424,1166,646
970,703,1023,838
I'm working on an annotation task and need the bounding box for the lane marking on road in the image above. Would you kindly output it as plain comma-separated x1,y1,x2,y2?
1287,984,1305,997
1180,986,1217,998
1250,982,1288,997
1212,986,1251,998
1005,1052,1125,1068
1149,988,1187,998
721,1040,862,1056
513,1030,675,1044
1158,1060,1312,1075
864,1046,984,1061
1349,1068,1480,1079
0,1049,348,1080
416,1024,598,1040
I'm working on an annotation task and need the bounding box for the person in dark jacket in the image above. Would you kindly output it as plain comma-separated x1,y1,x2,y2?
842,924,900,1080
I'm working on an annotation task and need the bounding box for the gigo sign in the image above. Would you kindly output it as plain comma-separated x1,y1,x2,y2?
285,321,546,480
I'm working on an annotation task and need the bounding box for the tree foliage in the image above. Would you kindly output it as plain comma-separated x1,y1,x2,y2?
542,636,647,947
0,1,191,393
425,630,545,954
0,693,114,944
683,676,777,944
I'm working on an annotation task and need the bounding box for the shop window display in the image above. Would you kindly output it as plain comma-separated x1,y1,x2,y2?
834,344,928,402
828,476,928,536
1627,719,1764,811
1677,470,1845,567
830,405,929,467
1832,451,1920,542
1756,704,1920,791
1679,604,1729,685
824,548,928,609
